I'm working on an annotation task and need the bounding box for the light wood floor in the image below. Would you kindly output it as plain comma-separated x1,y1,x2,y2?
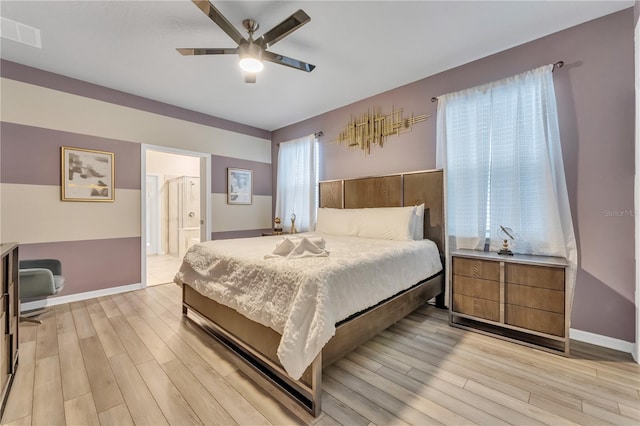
2,283,639,426
146,254,183,286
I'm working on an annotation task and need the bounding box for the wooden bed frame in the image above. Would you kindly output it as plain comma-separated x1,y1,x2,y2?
182,169,445,416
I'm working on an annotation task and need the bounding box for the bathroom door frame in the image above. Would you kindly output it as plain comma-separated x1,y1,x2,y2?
140,144,211,288
146,174,161,255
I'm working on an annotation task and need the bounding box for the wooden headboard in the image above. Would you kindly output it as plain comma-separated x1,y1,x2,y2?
318,170,444,253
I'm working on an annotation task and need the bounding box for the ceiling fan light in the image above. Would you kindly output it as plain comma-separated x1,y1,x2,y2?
238,42,264,73
239,57,264,73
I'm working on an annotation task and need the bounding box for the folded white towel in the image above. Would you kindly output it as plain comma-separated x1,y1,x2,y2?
288,237,328,258
271,238,295,256
283,235,326,250
264,237,328,259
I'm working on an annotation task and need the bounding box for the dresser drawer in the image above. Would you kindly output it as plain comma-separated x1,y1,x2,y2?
452,293,500,322
452,275,499,301
0,261,4,295
453,257,500,281
505,305,564,337
504,263,564,291
505,283,564,313
0,317,6,390
8,283,14,322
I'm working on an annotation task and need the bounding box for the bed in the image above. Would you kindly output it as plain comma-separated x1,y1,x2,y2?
176,169,445,416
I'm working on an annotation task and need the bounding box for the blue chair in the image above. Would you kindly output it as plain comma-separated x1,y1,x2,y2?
19,259,65,324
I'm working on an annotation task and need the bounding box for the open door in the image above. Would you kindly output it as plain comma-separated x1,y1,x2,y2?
142,146,211,287
200,156,210,243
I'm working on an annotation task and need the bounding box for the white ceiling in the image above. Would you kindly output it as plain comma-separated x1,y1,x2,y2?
0,0,634,131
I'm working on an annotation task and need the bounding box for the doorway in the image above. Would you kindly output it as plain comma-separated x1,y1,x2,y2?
142,146,210,286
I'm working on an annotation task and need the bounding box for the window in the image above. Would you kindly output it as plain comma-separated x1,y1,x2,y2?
275,134,318,232
436,65,576,262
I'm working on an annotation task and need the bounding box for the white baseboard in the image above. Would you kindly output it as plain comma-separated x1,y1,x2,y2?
21,282,144,312
570,328,635,355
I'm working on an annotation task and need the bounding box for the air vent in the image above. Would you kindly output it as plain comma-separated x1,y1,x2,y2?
1,17,41,48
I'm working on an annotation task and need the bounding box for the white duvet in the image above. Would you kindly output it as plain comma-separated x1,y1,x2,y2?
174,233,442,379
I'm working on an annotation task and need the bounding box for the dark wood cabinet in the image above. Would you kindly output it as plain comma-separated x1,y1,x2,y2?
450,249,569,354
0,243,19,418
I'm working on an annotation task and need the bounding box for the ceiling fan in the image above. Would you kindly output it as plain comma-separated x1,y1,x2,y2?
177,0,316,83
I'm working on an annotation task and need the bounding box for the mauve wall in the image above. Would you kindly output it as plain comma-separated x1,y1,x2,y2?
1,60,272,298
210,155,273,239
273,9,636,343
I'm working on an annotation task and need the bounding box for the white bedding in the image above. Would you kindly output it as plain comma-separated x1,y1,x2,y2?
174,233,442,379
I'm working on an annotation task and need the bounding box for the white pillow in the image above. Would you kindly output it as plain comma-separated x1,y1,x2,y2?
413,204,425,240
316,206,416,241
316,208,360,236
356,206,415,241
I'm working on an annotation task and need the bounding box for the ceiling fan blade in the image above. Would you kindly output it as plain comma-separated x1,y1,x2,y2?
257,9,310,48
192,0,245,45
244,73,257,84
177,48,238,55
263,51,315,72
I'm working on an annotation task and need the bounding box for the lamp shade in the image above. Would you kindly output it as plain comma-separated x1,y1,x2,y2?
238,42,264,73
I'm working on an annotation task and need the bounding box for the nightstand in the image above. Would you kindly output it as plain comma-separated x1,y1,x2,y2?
450,249,569,355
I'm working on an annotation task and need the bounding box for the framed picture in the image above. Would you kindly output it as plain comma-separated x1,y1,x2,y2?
227,167,253,205
61,146,114,202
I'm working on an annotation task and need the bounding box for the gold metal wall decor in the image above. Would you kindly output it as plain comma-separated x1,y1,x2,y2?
336,107,430,155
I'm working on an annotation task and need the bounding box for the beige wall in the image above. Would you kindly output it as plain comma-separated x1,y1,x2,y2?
146,150,200,177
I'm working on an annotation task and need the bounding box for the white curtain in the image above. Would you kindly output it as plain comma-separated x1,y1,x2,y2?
275,134,317,232
436,65,577,309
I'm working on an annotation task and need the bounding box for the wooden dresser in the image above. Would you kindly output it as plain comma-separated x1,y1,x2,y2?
450,249,569,354
0,243,19,418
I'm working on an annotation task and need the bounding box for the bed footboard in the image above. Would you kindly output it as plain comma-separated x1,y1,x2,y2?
181,270,443,417
182,284,323,416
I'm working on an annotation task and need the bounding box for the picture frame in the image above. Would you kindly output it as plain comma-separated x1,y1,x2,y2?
227,167,253,205
61,146,115,202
